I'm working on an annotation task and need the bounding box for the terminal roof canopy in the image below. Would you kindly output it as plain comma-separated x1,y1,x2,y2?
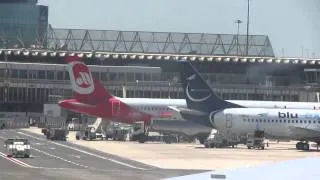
47,29,275,57
0,26,275,57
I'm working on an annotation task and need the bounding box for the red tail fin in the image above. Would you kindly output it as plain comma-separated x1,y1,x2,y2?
65,56,113,104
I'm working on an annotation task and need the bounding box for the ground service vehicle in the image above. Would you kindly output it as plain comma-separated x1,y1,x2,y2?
246,131,265,150
82,127,106,140
4,139,30,158
204,130,241,148
46,128,68,141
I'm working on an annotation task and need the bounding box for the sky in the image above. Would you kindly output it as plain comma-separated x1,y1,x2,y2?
38,0,320,58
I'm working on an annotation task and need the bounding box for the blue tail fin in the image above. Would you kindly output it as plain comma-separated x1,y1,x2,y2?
180,60,243,112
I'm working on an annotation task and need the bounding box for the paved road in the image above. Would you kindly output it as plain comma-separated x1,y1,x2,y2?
0,129,207,180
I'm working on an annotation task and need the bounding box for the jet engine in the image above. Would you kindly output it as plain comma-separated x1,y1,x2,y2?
208,110,225,129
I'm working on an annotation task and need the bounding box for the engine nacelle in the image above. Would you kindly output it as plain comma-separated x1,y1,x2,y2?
209,110,222,128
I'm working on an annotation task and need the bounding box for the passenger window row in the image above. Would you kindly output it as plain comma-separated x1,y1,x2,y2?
137,106,169,111
243,118,320,124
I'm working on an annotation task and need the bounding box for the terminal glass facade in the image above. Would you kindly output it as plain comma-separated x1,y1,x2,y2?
0,2,48,48
0,58,315,112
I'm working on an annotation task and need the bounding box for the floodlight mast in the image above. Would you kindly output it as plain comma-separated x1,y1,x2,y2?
246,0,250,56
235,19,243,56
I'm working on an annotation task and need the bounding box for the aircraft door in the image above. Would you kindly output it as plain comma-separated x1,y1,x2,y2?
226,114,232,129
112,101,120,116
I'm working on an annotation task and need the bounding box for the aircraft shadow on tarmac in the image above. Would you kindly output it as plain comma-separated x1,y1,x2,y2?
194,146,245,149
193,146,319,152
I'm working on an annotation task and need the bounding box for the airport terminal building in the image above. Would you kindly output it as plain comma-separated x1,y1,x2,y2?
0,0,320,113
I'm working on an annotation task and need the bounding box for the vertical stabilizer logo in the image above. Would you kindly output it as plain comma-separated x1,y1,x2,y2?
185,74,212,102
68,61,94,94
76,72,92,88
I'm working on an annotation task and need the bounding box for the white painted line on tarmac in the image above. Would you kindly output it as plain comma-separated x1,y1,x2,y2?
18,131,148,170
31,147,88,168
71,155,81,159
7,155,33,168
0,151,33,168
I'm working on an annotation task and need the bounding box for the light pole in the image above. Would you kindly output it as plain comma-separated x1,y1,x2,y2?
246,0,250,56
235,19,243,56
135,80,139,97
168,82,171,99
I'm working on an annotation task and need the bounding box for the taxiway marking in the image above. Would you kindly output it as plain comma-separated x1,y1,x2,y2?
31,147,88,168
18,131,148,170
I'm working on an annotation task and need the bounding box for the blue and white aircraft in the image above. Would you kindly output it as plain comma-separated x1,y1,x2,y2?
177,60,320,151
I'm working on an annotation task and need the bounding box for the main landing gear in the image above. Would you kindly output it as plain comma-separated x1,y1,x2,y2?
296,141,309,151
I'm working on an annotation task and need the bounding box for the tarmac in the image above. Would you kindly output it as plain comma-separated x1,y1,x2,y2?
0,129,204,180
24,128,320,169
7,127,320,179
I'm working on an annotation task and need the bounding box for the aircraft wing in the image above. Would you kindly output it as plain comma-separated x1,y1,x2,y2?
168,106,207,116
168,106,212,127
167,106,182,113
288,126,320,139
